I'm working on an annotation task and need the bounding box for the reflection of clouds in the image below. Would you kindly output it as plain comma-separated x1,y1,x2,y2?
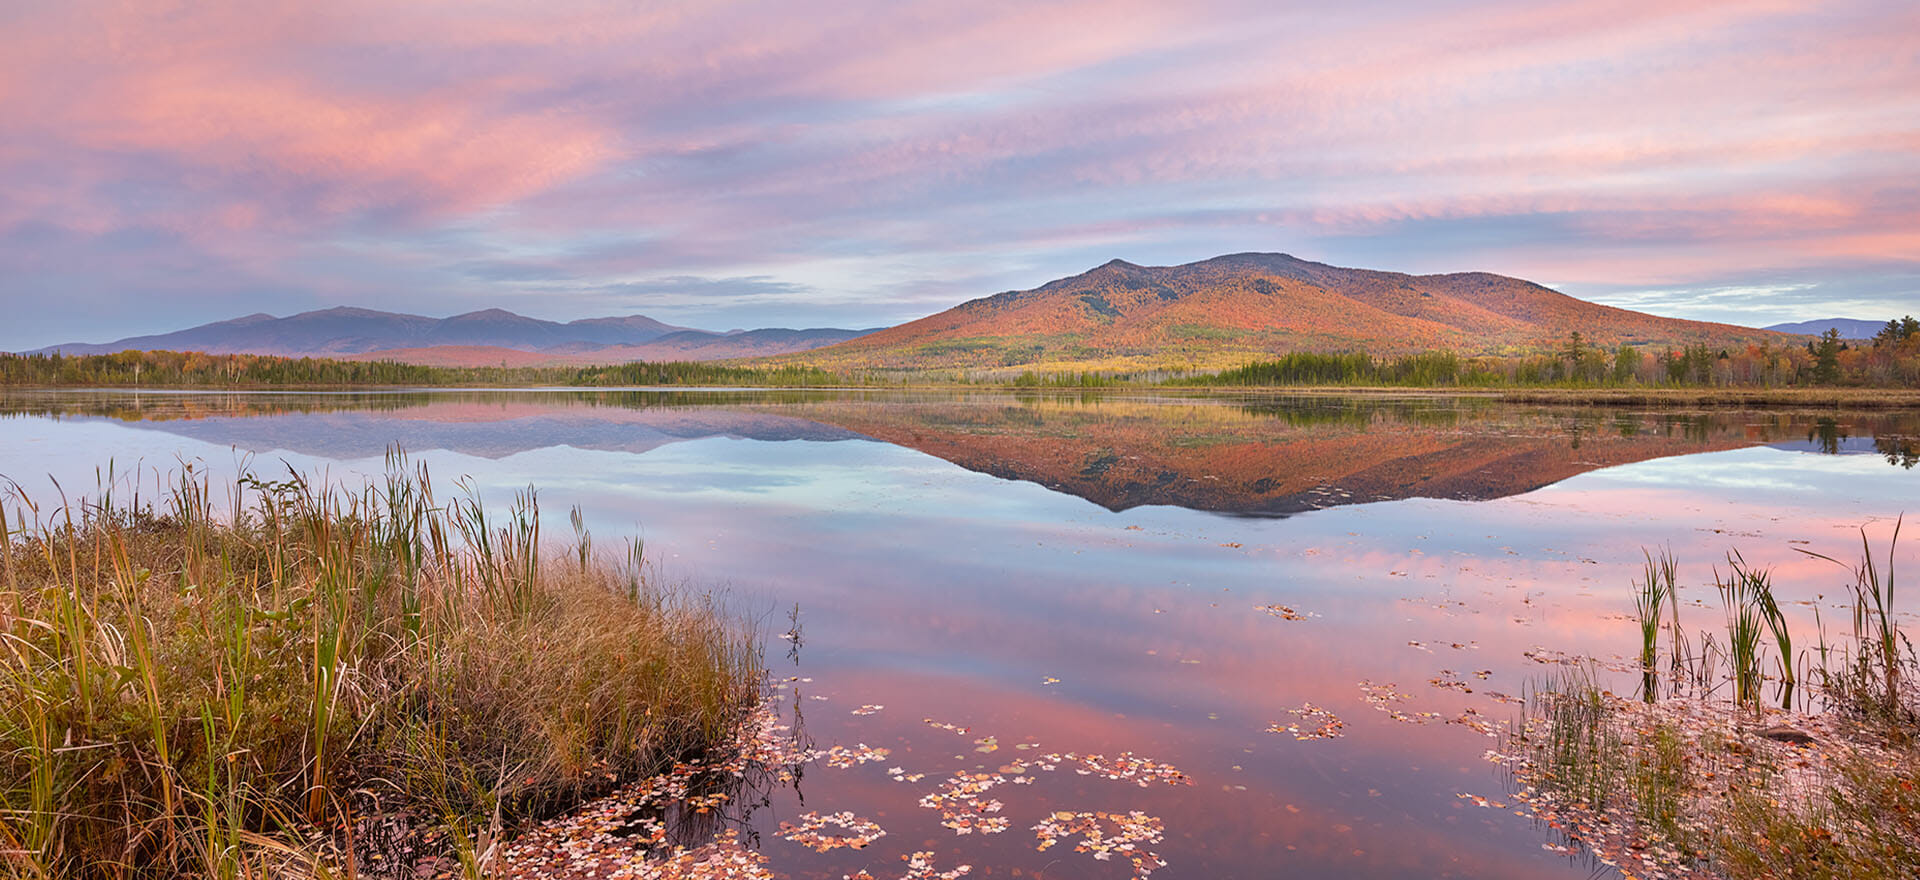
50,407,868,461
1574,448,1898,496
5,398,1920,878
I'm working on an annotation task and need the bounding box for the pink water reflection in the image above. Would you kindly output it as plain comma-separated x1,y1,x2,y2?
1,389,1916,878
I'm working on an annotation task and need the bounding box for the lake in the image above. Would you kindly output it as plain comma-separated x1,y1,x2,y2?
2,388,1916,879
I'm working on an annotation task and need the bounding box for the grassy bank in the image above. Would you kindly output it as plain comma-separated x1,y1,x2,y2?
0,459,761,879
1486,386,1920,408
1507,530,1919,878
8,349,1920,402
1146,385,1920,408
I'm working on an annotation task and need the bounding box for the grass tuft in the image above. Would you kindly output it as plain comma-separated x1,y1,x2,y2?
0,458,760,879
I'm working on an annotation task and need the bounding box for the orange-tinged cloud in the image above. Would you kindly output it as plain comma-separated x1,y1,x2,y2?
1,0,1916,347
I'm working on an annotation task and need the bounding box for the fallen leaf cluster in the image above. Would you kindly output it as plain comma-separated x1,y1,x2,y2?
1358,680,1443,725
825,743,892,769
843,850,972,880
779,811,887,852
1031,810,1168,879
1269,703,1346,740
1256,603,1315,621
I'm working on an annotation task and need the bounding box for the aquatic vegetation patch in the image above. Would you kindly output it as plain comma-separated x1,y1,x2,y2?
1493,526,1920,880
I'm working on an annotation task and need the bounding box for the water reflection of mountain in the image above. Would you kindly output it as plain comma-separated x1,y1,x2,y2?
6,390,1916,514
775,396,1839,516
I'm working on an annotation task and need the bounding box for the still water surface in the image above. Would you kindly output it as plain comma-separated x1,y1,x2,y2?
3,389,1917,879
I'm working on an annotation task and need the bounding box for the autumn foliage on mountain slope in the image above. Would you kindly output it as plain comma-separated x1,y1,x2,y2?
792,253,1783,370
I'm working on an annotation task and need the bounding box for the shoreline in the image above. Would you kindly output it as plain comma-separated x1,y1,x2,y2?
6,382,1920,408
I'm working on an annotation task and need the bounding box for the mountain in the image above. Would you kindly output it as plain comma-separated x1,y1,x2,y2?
789,253,1786,370
546,328,880,362
1764,318,1886,339
20,253,1800,371
342,328,879,367
27,307,869,363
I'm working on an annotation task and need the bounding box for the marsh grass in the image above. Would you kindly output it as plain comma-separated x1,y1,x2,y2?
1523,671,1626,807
1635,550,1678,701
1516,673,1703,858
1714,553,1778,711
0,457,760,879
1627,722,1688,847
1714,754,1920,880
1799,517,1912,736
1516,528,1919,879
1519,668,1920,878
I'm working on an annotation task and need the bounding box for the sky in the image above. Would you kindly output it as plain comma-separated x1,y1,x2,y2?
2,0,1917,349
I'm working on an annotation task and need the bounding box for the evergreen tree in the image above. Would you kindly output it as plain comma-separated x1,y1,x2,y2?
1612,346,1641,383
1813,329,1843,384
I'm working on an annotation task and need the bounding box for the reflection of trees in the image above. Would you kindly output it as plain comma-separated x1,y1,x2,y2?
1233,396,1486,428
0,391,438,422
0,388,871,423
1801,422,1917,469
1810,418,1846,455
1878,436,1920,469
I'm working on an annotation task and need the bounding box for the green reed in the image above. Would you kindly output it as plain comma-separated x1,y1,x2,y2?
1528,537,1920,879
1634,549,1678,701
1714,553,1770,710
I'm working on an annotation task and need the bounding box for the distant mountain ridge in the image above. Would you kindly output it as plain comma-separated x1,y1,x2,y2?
27,307,872,364
1763,318,1887,339
340,328,881,367
20,253,1808,370
791,253,1789,370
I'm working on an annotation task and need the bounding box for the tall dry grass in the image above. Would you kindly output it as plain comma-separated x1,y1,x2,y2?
0,454,760,879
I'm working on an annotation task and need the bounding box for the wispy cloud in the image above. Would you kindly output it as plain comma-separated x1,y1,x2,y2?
2,0,1915,348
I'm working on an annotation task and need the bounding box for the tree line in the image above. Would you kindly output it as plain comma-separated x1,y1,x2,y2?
6,320,1918,390
1191,322,1920,388
0,350,842,388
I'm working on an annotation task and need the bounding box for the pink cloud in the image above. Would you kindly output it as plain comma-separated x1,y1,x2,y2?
0,0,1914,342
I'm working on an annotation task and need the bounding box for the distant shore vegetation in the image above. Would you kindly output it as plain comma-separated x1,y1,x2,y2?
0,350,841,389
1179,326,1920,389
4,321,1918,394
